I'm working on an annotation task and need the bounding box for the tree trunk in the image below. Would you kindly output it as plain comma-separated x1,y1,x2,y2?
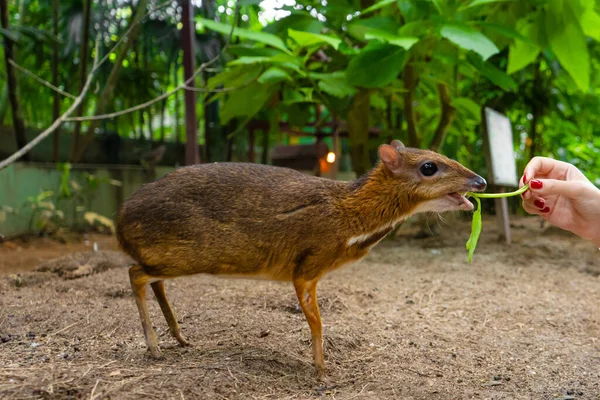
403,62,420,148
428,83,456,152
71,0,149,162
181,0,200,165
159,99,166,143
0,84,8,125
0,0,29,161
51,0,61,162
69,0,92,161
346,89,371,177
248,129,255,163
173,60,182,164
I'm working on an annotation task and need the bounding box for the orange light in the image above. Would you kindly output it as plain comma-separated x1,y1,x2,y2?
326,152,336,163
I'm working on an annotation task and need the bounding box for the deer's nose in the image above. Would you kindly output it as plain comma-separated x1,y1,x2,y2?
470,175,487,191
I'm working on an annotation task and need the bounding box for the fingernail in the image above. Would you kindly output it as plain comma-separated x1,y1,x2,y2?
533,199,545,209
523,173,527,183
541,207,550,213
530,179,543,190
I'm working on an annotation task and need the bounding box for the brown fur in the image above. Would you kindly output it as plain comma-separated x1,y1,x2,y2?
117,140,486,381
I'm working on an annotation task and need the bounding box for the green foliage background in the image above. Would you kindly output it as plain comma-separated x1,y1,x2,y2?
0,0,599,184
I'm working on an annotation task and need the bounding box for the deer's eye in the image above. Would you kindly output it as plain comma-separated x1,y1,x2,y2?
420,162,438,177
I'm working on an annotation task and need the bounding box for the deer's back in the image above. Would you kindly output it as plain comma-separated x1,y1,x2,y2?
116,163,348,279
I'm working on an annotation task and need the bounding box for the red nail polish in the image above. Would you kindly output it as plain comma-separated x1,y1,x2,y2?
533,199,545,209
523,173,527,183
541,207,550,213
530,180,543,189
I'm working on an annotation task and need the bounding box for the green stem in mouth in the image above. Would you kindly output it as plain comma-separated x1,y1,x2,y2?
467,184,530,198
465,184,530,263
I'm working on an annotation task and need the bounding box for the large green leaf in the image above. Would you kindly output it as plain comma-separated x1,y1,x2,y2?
310,72,357,98
197,18,290,54
220,82,273,124
440,23,500,60
361,0,396,16
507,19,540,74
364,30,419,50
346,42,407,88
468,53,517,91
547,3,590,91
454,97,481,122
228,53,304,73
227,45,282,58
347,17,401,41
288,29,341,50
461,0,513,9
258,67,293,84
581,8,600,41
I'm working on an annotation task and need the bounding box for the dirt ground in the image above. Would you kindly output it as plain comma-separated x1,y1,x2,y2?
1,216,599,400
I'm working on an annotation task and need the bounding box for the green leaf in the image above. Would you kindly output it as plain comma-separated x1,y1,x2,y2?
581,9,600,41
346,42,407,88
288,29,341,50
477,22,532,44
440,23,500,60
228,53,303,73
220,83,273,124
258,67,293,84
454,97,481,121
361,0,396,15
310,72,357,98
197,17,290,54
238,0,262,5
227,45,282,58
507,19,540,74
364,30,419,50
466,197,482,263
468,53,517,91
347,17,401,41
282,88,316,105
462,0,513,9
207,65,263,90
547,3,590,91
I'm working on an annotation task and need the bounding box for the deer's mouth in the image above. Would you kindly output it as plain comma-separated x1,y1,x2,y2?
446,193,473,211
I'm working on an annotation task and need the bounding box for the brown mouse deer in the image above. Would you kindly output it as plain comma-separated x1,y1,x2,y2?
116,140,486,380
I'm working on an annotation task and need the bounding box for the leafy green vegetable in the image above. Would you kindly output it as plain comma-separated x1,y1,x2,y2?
465,184,529,262
465,197,482,263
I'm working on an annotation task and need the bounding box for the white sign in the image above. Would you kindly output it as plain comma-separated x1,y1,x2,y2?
484,108,519,187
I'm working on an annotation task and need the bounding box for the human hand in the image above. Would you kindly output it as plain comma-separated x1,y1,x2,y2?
520,157,600,246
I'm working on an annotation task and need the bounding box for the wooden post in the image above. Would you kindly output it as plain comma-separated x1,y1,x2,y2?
482,107,519,244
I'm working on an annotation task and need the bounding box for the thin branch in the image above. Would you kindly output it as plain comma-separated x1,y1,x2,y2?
65,1,240,123
0,39,100,171
9,59,77,99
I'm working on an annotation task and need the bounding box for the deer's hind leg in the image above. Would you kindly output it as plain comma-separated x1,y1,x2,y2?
150,280,189,346
129,264,162,358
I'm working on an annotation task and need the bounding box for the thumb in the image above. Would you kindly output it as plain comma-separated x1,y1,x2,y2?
529,178,582,199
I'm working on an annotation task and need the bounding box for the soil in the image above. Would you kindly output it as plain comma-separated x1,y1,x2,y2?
1,216,599,400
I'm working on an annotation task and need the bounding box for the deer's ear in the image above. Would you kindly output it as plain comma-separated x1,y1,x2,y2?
378,144,402,172
391,140,405,152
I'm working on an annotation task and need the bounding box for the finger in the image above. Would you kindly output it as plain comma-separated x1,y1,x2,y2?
523,157,571,183
521,199,550,216
522,197,547,210
521,200,542,216
529,178,582,199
